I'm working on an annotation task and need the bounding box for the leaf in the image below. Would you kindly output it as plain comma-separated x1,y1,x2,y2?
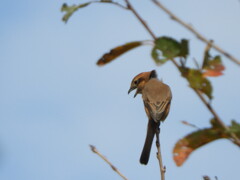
96,41,143,66
181,68,213,99
151,37,189,65
61,1,118,23
173,119,240,166
228,120,240,136
151,47,168,65
202,49,225,77
155,37,181,58
173,120,228,166
61,3,91,23
179,39,189,58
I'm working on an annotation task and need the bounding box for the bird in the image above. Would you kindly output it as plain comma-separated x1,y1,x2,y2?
128,70,172,165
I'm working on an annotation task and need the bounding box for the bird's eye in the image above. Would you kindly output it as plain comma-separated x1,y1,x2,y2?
134,80,138,85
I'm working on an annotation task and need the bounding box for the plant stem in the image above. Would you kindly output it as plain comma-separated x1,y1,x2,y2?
152,0,240,66
156,128,166,180
89,145,128,180
125,0,157,40
171,58,240,146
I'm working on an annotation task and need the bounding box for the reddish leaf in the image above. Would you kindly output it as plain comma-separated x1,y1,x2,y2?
97,41,143,66
173,119,240,166
202,53,225,77
173,125,228,166
203,64,225,77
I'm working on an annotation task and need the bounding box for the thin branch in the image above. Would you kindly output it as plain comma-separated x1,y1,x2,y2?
89,145,128,180
125,0,157,39
124,1,167,179
156,128,166,180
201,40,213,69
171,59,240,146
194,89,240,146
93,0,128,9
181,120,200,129
152,0,240,66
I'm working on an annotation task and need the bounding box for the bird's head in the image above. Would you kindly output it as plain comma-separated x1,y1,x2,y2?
128,70,157,98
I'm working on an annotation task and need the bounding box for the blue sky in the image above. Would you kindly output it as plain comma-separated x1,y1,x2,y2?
0,0,240,180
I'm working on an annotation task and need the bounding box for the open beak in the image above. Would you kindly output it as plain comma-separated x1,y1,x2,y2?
128,87,138,98
133,91,138,98
128,87,135,94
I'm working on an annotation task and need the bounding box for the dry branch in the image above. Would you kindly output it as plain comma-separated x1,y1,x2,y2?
89,145,128,180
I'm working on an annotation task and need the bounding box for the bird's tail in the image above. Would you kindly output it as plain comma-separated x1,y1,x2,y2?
140,119,159,165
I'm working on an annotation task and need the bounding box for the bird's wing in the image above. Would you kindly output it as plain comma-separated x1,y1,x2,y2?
143,97,171,122
142,80,172,122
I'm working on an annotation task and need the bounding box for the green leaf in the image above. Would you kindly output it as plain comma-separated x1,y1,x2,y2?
155,37,181,59
181,68,213,99
61,1,120,23
97,41,143,66
61,3,91,23
151,37,189,65
151,47,168,65
228,120,240,136
179,39,189,58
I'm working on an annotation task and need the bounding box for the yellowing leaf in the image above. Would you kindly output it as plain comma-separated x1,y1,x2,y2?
173,122,227,166
61,1,115,23
180,68,213,99
96,41,143,66
173,119,240,166
61,3,91,23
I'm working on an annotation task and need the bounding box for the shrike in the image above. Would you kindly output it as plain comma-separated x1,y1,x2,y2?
128,70,172,165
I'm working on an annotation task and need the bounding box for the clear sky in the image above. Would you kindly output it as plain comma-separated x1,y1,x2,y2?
1,0,240,180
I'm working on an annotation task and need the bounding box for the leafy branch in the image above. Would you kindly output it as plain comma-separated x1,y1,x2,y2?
61,0,240,172
61,0,127,23
152,0,240,66
123,0,240,147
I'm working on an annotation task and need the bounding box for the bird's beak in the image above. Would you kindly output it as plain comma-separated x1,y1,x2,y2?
128,87,135,94
134,91,138,98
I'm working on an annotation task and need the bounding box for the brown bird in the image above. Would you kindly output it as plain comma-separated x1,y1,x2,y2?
128,70,172,165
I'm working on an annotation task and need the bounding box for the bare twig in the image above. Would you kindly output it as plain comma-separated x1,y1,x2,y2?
156,128,166,180
202,40,213,69
89,145,128,180
93,0,128,9
125,0,157,39
181,120,200,129
152,0,240,66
